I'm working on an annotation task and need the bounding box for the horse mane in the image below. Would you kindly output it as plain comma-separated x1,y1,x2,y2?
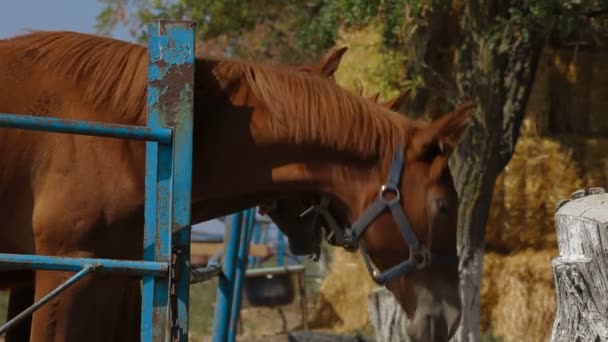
2,31,148,124
211,60,414,162
2,30,418,164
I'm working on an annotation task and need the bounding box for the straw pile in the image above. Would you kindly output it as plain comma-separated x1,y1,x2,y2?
480,45,608,341
485,134,582,251
486,134,608,252
307,248,377,333
480,249,558,342
482,134,608,340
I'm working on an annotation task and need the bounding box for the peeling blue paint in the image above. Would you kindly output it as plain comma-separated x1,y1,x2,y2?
141,20,195,342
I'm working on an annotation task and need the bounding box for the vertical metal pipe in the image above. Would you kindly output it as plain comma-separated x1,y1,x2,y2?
163,21,196,342
211,211,244,342
248,221,261,267
228,208,256,341
277,230,286,267
142,19,196,342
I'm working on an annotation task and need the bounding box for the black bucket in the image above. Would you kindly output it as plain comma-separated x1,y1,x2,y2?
244,272,295,307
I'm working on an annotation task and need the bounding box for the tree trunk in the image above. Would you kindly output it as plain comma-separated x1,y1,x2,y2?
368,288,410,342
550,188,608,342
450,2,543,339
404,2,544,340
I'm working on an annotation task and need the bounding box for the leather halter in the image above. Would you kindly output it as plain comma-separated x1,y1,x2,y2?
306,146,459,286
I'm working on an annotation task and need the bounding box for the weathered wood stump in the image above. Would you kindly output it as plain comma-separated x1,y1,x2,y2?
368,287,410,342
551,188,608,342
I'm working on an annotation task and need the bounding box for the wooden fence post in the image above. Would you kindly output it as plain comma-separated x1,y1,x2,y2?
551,187,608,342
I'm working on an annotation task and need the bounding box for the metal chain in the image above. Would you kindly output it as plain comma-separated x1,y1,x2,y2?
170,250,181,342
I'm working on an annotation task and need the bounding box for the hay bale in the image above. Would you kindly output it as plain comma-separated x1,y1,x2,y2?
564,137,608,187
480,249,558,342
308,249,377,332
487,135,608,252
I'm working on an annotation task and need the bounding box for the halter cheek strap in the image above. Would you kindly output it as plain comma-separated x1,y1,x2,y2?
344,146,459,286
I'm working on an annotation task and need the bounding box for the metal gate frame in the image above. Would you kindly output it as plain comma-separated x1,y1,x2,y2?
0,20,196,342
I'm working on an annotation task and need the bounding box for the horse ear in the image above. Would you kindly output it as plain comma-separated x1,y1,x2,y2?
410,102,474,158
369,92,381,102
317,46,348,77
382,89,411,111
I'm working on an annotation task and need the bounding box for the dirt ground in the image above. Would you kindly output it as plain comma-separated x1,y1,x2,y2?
193,300,310,342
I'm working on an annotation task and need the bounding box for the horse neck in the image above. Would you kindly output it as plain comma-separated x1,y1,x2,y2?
191,140,383,222
189,65,387,221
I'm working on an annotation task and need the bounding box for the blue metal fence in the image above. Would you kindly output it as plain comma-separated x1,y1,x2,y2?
0,20,196,342
210,208,308,342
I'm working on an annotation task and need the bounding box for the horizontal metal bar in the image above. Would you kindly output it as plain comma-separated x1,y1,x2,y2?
245,264,305,277
0,264,96,336
0,113,172,143
0,253,168,277
190,250,223,284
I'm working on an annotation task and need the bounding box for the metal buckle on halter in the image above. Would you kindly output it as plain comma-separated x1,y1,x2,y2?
341,229,358,251
379,184,400,205
410,245,430,269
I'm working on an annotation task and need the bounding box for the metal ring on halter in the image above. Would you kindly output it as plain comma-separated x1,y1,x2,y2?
379,184,401,205
410,245,430,269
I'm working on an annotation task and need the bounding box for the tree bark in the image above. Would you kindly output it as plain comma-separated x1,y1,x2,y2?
550,188,608,342
404,1,544,340
368,288,410,342
450,2,543,340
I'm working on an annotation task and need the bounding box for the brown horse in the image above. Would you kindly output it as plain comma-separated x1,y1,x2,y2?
259,45,414,257
0,31,470,342
260,87,413,257
0,43,363,342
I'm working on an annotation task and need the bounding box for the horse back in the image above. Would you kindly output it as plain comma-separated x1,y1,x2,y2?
0,39,146,259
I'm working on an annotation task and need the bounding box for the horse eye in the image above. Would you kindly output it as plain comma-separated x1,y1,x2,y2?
436,199,449,214
419,142,442,162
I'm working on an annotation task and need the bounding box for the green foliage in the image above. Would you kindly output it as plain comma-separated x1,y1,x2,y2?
95,0,608,109
96,0,608,59
96,0,416,61
485,0,608,53
331,21,409,99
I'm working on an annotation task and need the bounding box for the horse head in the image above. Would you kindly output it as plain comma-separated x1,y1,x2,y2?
196,50,472,341
351,103,471,341
258,46,413,258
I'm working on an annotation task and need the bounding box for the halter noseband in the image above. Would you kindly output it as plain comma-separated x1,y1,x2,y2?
308,146,459,286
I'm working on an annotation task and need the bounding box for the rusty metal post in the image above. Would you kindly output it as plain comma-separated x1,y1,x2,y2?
141,20,195,342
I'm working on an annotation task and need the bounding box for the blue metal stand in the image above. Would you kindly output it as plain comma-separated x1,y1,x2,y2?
211,211,244,342
212,207,308,342
228,209,256,341
0,20,196,342
211,208,257,342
